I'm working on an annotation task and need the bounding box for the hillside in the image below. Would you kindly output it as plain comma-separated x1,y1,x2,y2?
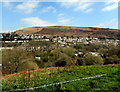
15,26,120,39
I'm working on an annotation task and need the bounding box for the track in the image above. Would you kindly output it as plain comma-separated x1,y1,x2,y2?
3,67,57,78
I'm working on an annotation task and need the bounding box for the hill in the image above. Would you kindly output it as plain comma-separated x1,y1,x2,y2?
15,26,120,39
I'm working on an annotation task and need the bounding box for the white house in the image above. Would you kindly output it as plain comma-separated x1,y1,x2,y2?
35,56,41,60
89,52,99,56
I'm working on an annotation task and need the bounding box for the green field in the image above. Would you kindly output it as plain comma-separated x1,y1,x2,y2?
2,65,120,91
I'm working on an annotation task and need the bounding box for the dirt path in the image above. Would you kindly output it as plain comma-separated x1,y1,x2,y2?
3,64,119,78
3,67,57,78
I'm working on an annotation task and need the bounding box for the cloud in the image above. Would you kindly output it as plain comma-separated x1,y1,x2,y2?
102,2,118,11
58,17,71,24
75,2,94,13
21,17,55,27
60,0,78,8
40,6,57,13
0,30,14,33
58,13,64,17
57,13,71,24
16,2,39,14
104,0,119,5
3,2,12,7
96,18,118,28
60,0,119,13
85,8,93,13
60,1,93,13
75,2,93,12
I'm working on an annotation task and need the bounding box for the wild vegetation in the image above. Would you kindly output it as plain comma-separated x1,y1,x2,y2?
2,65,119,91
2,40,120,75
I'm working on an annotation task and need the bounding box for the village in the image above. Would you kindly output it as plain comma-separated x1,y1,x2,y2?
0,32,119,60
0,32,119,47
1,32,120,72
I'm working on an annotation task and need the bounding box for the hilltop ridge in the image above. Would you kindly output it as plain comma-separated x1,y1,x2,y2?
15,26,120,39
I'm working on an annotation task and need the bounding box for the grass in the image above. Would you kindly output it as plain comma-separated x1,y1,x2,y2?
2,65,119,91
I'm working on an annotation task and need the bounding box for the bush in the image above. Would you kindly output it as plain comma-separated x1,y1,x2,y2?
2,48,34,74
105,55,120,64
17,59,39,72
62,47,76,57
76,58,84,65
55,54,71,67
83,54,104,65
73,43,84,49
49,49,62,61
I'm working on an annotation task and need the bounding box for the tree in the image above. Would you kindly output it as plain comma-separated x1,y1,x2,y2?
105,55,120,64
55,53,71,67
76,57,84,65
83,54,104,65
2,48,34,74
49,49,62,61
62,47,76,57
17,59,39,72
73,43,84,50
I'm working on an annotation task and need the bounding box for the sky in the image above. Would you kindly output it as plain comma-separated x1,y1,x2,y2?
0,0,119,33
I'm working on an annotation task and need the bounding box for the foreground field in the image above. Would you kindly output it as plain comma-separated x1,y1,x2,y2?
2,65,119,91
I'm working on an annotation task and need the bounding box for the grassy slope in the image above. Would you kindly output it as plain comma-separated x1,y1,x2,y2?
2,65,119,91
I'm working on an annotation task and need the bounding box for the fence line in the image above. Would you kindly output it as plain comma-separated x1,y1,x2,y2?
2,71,120,92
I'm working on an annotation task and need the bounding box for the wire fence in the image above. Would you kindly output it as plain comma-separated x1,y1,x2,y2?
2,71,120,92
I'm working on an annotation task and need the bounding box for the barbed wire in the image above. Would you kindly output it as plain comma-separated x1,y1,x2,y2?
2,71,120,92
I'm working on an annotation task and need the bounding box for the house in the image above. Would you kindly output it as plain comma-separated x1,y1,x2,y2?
89,52,99,56
78,52,83,55
0,47,14,51
35,56,41,60
75,53,78,56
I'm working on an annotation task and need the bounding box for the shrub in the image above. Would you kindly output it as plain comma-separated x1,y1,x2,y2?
2,48,34,74
55,54,71,67
76,58,84,65
49,49,62,61
83,54,104,65
105,55,120,64
17,59,39,72
62,47,76,57
73,43,84,49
